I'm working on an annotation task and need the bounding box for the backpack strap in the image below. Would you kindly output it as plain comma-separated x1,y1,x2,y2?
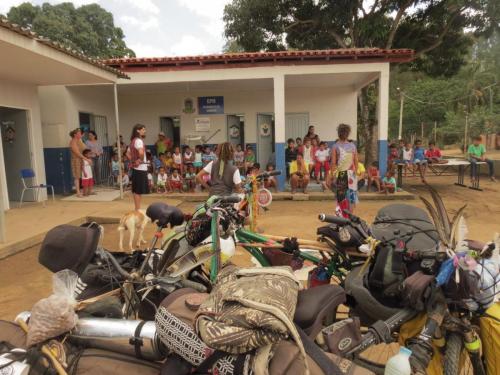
296,325,343,375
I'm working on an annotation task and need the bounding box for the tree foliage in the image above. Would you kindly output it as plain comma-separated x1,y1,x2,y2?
224,0,499,77
388,32,500,145
5,2,135,58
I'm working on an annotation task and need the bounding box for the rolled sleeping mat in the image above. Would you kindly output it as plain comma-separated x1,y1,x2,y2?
68,318,166,361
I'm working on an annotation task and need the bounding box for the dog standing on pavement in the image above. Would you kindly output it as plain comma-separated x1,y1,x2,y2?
118,209,151,251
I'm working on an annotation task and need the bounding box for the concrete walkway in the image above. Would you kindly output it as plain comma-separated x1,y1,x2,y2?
148,190,415,202
0,195,181,259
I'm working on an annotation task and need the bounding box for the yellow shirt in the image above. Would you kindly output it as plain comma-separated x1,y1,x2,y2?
356,162,365,176
290,161,309,175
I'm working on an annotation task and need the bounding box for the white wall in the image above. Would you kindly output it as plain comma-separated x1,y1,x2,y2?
39,85,117,148
0,78,46,208
117,86,357,146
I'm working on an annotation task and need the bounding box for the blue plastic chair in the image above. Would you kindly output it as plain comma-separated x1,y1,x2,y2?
19,168,55,207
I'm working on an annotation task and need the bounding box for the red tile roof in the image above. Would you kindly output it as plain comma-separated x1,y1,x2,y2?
102,48,414,72
0,17,128,79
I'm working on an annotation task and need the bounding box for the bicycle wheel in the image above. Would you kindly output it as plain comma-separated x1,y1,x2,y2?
444,333,476,375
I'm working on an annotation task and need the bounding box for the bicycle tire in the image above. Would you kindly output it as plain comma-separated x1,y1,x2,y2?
444,333,466,375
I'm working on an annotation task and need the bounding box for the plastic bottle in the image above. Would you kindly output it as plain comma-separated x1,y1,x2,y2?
384,347,412,375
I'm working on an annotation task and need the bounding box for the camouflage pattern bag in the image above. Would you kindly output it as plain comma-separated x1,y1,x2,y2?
195,266,310,374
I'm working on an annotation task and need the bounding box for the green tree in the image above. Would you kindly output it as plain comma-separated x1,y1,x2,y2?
6,2,135,58
223,0,499,164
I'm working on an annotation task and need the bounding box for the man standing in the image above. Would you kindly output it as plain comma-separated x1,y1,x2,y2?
69,128,91,198
128,124,149,210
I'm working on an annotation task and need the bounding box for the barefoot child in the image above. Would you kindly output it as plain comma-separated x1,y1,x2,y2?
156,167,168,193
81,149,94,196
381,171,397,194
264,163,278,190
170,169,182,192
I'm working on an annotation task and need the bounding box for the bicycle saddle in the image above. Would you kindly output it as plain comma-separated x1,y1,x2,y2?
146,202,185,228
294,284,346,338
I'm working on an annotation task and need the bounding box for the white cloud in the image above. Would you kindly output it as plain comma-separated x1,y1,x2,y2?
170,35,208,56
128,42,167,57
176,0,230,38
116,0,159,15
119,14,159,31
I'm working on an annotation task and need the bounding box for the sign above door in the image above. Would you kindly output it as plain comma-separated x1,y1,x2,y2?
198,96,224,115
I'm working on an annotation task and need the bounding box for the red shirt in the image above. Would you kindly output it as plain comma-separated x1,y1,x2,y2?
425,148,442,158
368,166,379,178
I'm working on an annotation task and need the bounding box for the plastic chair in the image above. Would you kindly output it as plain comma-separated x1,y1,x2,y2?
19,168,55,207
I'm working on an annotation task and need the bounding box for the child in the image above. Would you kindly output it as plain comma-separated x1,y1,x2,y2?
81,149,94,196
402,143,414,177
121,169,130,190
153,153,162,173
193,145,203,172
184,165,197,192
156,167,168,194
202,146,216,166
295,137,303,148
468,136,496,182
183,146,194,169
367,161,381,192
172,146,183,173
285,138,297,178
300,138,315,179
245,145,256,173
170,169,182,192
147,171,154,190
381,171,396,194
163,151,174,173
234,144,245,173
388,143,399,171
413,139,428,183
425,142,443,163
110,153,120,184
314,142,330,183
264,163,278,191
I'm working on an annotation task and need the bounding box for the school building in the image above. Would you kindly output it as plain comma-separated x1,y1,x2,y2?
0,17,414,208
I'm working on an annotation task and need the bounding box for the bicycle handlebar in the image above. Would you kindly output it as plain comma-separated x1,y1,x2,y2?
318,214,350,226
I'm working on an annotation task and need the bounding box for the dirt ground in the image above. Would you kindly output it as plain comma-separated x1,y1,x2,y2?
0,176,499,320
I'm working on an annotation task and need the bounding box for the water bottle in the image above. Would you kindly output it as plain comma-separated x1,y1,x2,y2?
384,347,412,375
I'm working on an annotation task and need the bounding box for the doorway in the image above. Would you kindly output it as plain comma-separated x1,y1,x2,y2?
227,114,245,147
257,113,275,167
285,113,309,141
160,116,181,147
0,106,33,207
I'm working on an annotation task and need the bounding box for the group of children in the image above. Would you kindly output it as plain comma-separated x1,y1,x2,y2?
109,142,279,194
388,139,444,183
285,137,332,183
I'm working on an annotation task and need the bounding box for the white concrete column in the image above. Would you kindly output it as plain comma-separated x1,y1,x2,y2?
273,74,286,189
377,69,390,175
113,83,123,199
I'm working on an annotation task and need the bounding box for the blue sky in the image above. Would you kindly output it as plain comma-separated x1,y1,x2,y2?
0,0,232,57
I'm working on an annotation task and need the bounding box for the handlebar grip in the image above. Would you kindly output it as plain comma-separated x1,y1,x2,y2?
318,214,350,226
218,195,242,204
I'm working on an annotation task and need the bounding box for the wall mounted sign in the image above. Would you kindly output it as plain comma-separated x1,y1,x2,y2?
229,125,240,138
260,123,271,137
198,96,224,115
1,121,15,143
183,98,196,114
195,117,211,132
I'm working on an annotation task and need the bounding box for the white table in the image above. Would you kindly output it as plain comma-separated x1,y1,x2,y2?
396,158,486,191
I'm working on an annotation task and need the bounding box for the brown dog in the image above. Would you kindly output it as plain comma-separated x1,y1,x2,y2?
118,209,150,251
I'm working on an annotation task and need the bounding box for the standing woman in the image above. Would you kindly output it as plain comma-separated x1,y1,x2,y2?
69,128,91,197
85,130,103,185
196,142,242,197
127,124,149,211
331,124,359,217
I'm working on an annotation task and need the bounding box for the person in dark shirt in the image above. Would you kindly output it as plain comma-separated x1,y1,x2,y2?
285,138,298,178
